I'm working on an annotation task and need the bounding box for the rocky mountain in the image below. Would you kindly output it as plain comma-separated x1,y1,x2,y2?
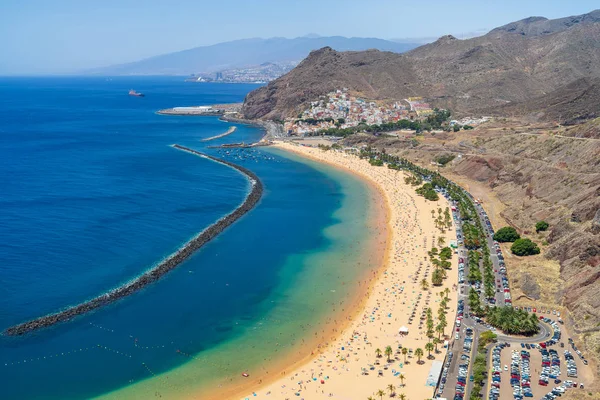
483,77,600,125
242,10,600,121
490,9,600,36
86,36,420,76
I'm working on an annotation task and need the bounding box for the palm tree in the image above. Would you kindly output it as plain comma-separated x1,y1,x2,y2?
401,347,408,363
433,337,441,353
388,383,396,397
377,389,385,400
399,394,407,400
425,342,434,359
420,278,429,291
375,348,382,358
436,324,445,339
385,345,393,362
437,236,446,247
415,348,424,364
368,397,375,400
399,373,405,387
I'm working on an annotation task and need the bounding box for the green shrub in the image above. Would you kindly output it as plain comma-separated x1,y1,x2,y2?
511,238,541,256
535,221,549,232
493,227,520,242
434,153,456,166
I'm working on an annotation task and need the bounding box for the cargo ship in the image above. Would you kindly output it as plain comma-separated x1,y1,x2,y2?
129,89,145,97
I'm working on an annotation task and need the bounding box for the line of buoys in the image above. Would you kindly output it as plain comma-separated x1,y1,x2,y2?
4,147,263,336
96,344,133,359
2,347,94,367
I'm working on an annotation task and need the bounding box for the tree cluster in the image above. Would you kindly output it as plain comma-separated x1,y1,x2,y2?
416,183,439,201
486,306,540,335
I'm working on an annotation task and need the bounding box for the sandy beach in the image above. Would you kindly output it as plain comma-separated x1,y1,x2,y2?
231,141,460,400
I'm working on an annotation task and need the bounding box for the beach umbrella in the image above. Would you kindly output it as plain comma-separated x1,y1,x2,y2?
399,326,409,334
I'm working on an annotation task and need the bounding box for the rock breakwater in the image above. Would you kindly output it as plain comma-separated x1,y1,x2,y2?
201,126,237,142
4,146,263,336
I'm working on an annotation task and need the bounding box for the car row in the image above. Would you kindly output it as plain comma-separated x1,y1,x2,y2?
564,350,578,378
538,347,560,386
437,351,454,397
463,328,473,353
489,342,510,400
568,338,589,365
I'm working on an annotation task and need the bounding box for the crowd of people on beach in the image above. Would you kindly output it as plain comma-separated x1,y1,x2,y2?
238,143,459,400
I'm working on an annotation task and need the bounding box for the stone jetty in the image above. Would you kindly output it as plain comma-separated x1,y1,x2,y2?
4,146,263,336
201,126,237,142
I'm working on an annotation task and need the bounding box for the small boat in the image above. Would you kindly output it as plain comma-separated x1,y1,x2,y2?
241,372,249,377
129,89,145,97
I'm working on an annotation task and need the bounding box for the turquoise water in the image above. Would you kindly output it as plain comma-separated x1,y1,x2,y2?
0,77,380,399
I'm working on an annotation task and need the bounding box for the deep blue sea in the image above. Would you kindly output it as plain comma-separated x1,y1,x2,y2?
0,77,378,399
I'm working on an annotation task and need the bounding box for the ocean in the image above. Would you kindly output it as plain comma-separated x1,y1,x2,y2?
0,77,381,399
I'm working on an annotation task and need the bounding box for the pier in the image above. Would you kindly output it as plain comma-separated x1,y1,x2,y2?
4,146,263,336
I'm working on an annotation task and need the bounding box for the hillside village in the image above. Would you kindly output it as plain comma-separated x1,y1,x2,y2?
284,89,487,135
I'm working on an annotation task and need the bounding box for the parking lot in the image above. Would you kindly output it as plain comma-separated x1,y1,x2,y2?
487,318,591,400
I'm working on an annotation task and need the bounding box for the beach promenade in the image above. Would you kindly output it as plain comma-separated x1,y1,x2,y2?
235,142,460,400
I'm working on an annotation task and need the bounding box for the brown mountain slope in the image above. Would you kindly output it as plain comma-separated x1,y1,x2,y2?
243,10,600,120
479,77,600,125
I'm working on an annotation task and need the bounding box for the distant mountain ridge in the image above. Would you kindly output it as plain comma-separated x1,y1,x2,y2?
242,9,600,122
86,36,421,76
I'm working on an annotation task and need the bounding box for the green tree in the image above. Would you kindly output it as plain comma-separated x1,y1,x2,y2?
414,348,424,364
399,394,406,400
416,183,439,201
535,221,549,232
375,348,382,358
436,323,445,339
401,347,408,363
453,124,460,132
431,269,444,286
439,247,453,261
425,342,434,358
510,238,541,256
420,278,429,291
377,389,385,400
433,337,441,353
493,227,520,242
399,373,405,386
385,345,393,362
387,383,396,397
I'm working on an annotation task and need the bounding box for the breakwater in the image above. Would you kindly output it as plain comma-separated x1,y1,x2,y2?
201,126,237,142
4,146,263,336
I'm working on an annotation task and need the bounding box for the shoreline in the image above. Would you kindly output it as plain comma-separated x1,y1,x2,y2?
196,142,393,400
226,141,459,400
4,146,263,336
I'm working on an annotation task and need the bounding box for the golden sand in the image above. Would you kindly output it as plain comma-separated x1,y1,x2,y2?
231,142,460,400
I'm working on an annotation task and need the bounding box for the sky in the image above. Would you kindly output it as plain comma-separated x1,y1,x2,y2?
0,0,598,75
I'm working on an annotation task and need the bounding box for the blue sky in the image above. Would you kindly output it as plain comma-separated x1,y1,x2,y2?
0,0,598,74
